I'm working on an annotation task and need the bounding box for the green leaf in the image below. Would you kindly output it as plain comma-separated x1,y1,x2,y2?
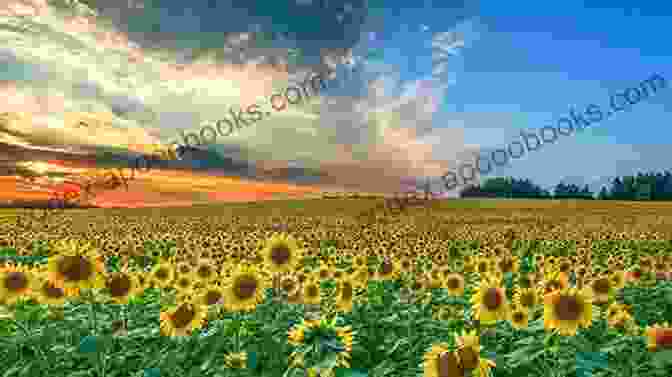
385,339,409,356
335,369,368,377
314,353,339,371
66,371,92,377
651,349,672,367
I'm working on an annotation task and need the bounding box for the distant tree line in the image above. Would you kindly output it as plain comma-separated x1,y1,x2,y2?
459,171,672,200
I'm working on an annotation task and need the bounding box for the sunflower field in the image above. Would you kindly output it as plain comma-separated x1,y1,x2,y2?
1,199,672,377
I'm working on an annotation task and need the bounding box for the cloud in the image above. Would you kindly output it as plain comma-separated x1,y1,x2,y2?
0,0,481,202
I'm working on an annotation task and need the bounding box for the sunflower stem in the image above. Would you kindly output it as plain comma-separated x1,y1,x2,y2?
234,311,241,352
88,291,97,335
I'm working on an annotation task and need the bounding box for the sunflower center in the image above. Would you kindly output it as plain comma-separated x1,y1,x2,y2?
178,265,191,274
205,290,222,305
177,278,191,289
197,265,212,279
57,255,93,282
5,272,28,291
307,284,319,298
341,282,353,300
155,268,169,281
108,275,132,297
457,347,480,369
499,258,514,273
520,292,535,307
319,269,330,279
42,282,65,298
553,295,583,321
592,278,611,294
483,288,502,310
282,279,296,292
229,357,244,369
171,304,196,329
477,262,488,273
513,312,525,322
437,351,461,377
270,244,291,265
233,275,258,300
447,277,461,289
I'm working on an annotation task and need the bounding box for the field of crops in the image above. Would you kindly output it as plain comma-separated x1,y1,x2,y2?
1,199,672,377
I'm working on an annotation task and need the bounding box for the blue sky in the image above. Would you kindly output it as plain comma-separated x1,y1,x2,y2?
1,0,670,201
369,0,671,192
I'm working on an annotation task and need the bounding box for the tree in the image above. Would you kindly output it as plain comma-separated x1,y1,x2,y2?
598,186,610,200
578,185,592,199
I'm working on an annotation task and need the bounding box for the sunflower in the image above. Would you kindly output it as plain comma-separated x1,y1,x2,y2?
588,274,613,304
0,265,36,305
399,256,415,274
193,260,219,284
288,318,354,371
262,233,303,275
287,319,317,346
222,265,266,312
474,358,497,377
426,267,445,289
224,351,248,369
103,270,143,304
46,241,105,291
423,344,463,377
302,278,322,306
609,270,626,290
541,270,568,295
159,301,206,337
475,257,492,276
174,261,193,276
317,264,335,281
149,262,175,289
514,288,539,311
194,284,225,307
645,322,672,351
286,290,303,305
445,273,465,297
606,306,633,329
509,305,529,330
455,330,481,370
350,267,369,289
470,278,509,326
279,274,300,297
352,255,367,270
543,288,593,336
173,274,196,296
335,278,355,313
32,276,68,306
336,326,355,361
497,254,519,275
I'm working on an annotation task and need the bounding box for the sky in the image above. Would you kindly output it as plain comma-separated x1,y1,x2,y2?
0,0,670,207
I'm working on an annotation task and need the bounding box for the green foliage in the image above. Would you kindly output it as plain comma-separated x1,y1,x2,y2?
2,239,672,377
